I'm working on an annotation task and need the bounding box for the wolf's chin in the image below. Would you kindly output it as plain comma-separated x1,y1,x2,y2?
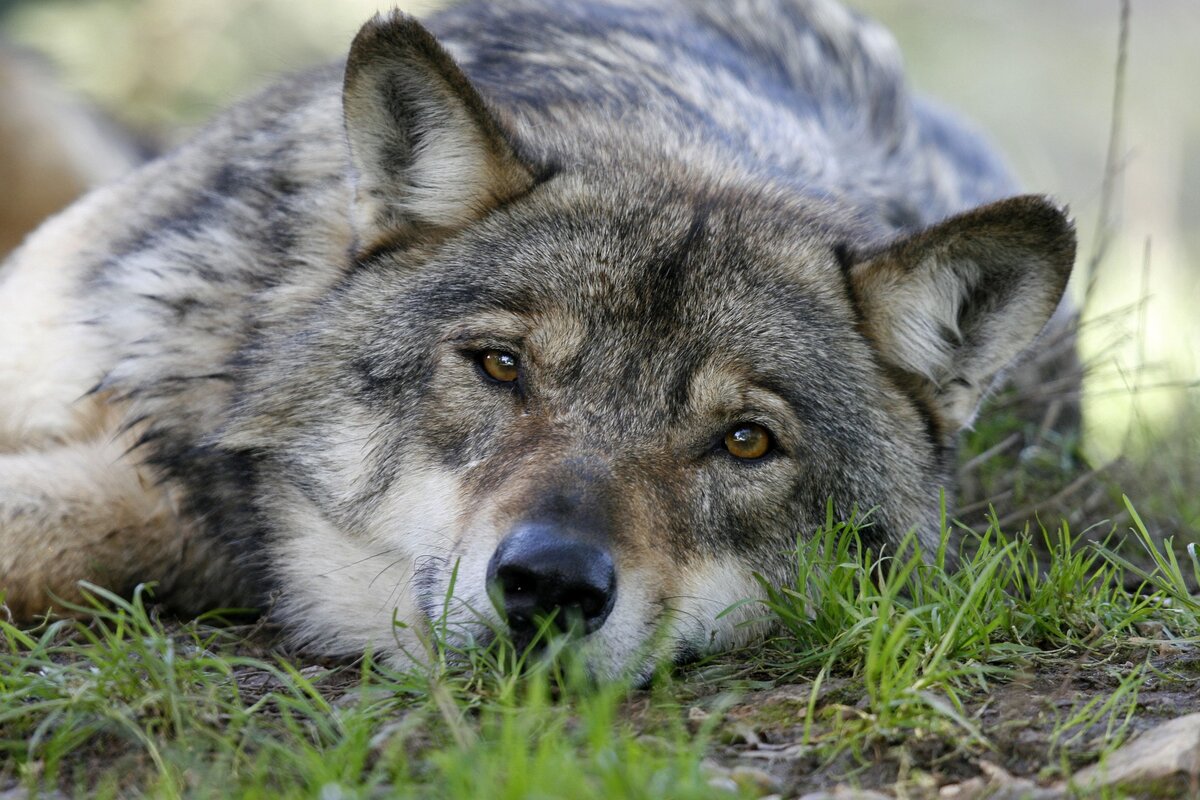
406,603,675,686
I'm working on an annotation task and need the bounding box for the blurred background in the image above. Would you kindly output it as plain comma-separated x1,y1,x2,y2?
0,0,1195,538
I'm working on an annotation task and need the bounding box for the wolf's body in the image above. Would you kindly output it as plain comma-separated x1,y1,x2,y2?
0,0,1073,678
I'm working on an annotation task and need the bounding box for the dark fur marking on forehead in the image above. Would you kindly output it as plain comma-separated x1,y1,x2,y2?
669,206,709,267
665,351,705,419
552,203,713,397
833,242,855,274
639,205,708,324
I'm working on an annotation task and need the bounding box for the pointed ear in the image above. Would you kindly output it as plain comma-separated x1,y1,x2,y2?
847,195,1076,430
342,12,535,253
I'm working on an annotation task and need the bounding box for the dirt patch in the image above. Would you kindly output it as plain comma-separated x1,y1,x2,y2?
695,645,1200,797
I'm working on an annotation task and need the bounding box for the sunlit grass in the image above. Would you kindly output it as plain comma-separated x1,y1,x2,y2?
4,504,1196,796
724,502,1178,759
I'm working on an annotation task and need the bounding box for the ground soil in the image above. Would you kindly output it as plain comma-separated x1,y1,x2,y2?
5,619,1199,798
690,644,1200,797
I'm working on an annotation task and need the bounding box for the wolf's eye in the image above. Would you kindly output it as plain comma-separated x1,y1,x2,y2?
478,349,519,383
724,423,772,460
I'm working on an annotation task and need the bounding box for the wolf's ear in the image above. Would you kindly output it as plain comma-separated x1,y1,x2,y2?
847,195,1075,431
342,12,535,252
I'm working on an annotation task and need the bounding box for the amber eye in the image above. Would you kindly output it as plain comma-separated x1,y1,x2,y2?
724,423,772,460
478,350,519,383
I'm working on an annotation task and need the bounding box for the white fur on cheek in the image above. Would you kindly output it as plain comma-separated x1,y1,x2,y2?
269,470,465,661
580,558,770,680
576,572,657,681
412,513,505,651
672,558,773,653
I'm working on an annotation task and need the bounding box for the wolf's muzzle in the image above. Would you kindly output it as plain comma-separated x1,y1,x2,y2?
486,523,617,636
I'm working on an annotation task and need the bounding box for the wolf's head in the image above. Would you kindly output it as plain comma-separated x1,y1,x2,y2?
223,13,1074,681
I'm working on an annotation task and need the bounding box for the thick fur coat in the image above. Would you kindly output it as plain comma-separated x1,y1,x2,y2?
0,0,1073,679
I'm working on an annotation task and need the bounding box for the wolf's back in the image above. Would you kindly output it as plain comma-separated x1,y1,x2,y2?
430,0,1017,232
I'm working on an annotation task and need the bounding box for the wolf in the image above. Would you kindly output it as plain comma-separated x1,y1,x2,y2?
0,0,1074,680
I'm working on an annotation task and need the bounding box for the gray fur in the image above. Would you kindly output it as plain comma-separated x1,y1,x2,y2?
0,0,1073,678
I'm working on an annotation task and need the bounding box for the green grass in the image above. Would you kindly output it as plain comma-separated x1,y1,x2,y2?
3,506,1199,798
716,501,1177,759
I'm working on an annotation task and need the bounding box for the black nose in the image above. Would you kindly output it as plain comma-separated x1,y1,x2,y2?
486,524,617,635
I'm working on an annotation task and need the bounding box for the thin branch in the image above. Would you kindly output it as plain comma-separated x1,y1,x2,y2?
996,466,1113,530
1082,0,1131,308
